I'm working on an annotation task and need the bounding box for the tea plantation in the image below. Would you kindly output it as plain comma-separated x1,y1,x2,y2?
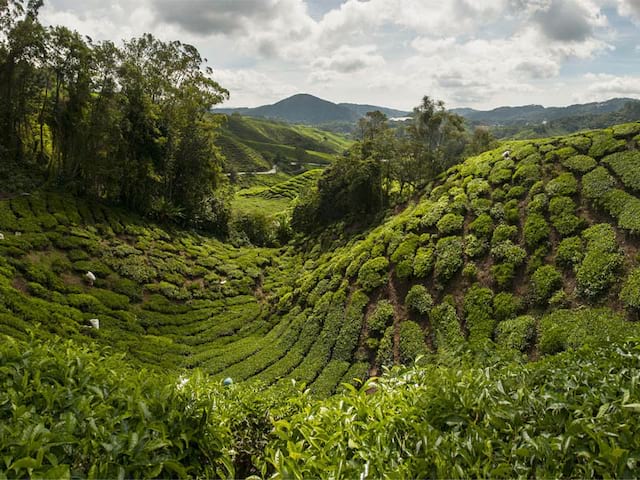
3,123,640,477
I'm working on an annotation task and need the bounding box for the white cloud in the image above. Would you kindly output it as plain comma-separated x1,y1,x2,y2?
311,45,385,75
581,73,640,100
617,0,640,22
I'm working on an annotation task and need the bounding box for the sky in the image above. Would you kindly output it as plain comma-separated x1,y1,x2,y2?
40,0,640,111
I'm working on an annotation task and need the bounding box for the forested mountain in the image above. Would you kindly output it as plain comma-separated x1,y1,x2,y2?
453,97,639,126
213,93,410,124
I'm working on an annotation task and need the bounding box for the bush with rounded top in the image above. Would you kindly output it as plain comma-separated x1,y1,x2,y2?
620,267,640,311
531,265,563,304
524,213,549,248
413,247,435,278
469,213,493,239
434,236,464,284
495,315,536,351
436,213,464,235
561,154,596,173
358,256,389,292
369,300,394,335
493,292,522,321
545,173,578,197
405,284,433,315
556,236,584,268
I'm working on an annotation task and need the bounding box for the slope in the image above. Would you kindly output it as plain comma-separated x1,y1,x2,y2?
216,113,352,173
2,122,640,399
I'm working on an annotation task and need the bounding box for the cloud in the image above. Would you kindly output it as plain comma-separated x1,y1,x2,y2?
311,45,385,74
214,68,299,106
617,0,640,21
581,73,640,100
531,0,595,42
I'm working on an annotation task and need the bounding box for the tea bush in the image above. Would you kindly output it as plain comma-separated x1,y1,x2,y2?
495,315,536,351
405,285,433,315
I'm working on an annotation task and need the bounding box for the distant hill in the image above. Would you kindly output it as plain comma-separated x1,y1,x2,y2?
214,113,352,173
337,102,410,119
213,93,410,125
453,98,639,126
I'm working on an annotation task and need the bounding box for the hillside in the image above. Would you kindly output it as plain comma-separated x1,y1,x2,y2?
3,122,640,476
213,93,410,125
216,113,352,172
453,97,638,126
3,122,640,381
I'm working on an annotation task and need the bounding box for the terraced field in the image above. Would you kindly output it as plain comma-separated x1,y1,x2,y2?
216,114,352,173
3,123,640,398
233,169,324,217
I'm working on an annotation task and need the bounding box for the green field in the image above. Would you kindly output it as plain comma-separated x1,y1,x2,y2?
3,122,640,477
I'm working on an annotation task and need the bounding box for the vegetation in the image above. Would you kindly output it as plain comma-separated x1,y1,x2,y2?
3,3,640,475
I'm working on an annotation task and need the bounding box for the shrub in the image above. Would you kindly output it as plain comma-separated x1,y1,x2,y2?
549,196,582,237
491,224,517,245
526,193,547,214
538,307,632,354
524,213,549,248
429,300,464,351
112,277,143,302
504,200,520,224
504,185,525,200
390,234,419,264
464,284,494,344
413,247,435,278
358,257,389,292
495,315,536,351
545,172,577,197
469,213,493,238
620,267,640,312
405,285,433,315
531,265,563,304
434,236,464,284
576,225,623,299
582,166,615,203
333,290,368,362
556,236,584,268
375,326,394,367
470,198,492,215
602,151,640,192
512,164,541,187
465,178,490,199
90,289,131,310
72,260,113,278
369,300,394,335
462,263,478,280
492,262,516,290
464,234,487,258
491,241,526,266
488,166,513,185
563,135,591,152
588,131,626,158
561,154,597,173
398,321,427,364
493,292,522,321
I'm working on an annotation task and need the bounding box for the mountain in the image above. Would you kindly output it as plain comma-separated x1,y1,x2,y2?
338,102,410,119
453,97,639,126
213,93,410,125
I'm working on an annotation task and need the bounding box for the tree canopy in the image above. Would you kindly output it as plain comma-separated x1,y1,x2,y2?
0,0,230,232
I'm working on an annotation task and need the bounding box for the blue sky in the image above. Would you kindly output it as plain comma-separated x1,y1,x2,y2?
41,0,640,110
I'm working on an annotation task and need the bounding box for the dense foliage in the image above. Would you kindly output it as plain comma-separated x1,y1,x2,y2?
4,334,640,478
0,1,230,231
